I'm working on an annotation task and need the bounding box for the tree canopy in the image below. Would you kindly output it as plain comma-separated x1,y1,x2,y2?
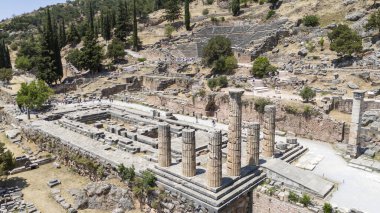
16,80,54,119
0,142,15,177
251,56,277,78
299,86,316,102
203,36,237,74
107,39,126,61
164,0,182,22
328,24,362,56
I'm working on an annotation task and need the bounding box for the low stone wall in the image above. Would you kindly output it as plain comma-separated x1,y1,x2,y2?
253,191,312,213
101,84,127,97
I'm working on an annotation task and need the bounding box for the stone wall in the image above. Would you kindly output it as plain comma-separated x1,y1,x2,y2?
101,84,127,97
253,191,312,213
151,94,346,143
332,98,380,114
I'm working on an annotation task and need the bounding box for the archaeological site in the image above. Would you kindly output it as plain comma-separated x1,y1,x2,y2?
0,0,380,213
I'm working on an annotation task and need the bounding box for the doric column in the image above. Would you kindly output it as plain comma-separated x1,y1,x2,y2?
262,105,276,158
347,90,365,158
158,122,171,167
227,89,244,176
247,122,260,166
182,128,196,177
207,130,222,188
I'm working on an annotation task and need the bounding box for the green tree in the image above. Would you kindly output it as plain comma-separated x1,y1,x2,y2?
67,23,81,46
0,142,15,177
0,39,11,69
212,56,237,74
0,68,12,84
78,30,103,73
58,19,67,48
299,86,316,103
251,56,277,78
231,0,240,16
132,0,140,51
328,24,362,56
365,9,380,33
203,36,233,66
107,39,126,61
164,0,182,22
115,0,130,41
184,0,191,30
37,9,63,84
132,170,156,210
16,80,54,119
207,76,228,89
15,56,32,71
254,97,272,114
101,11,112,41
323,203,333,213
303,15,320,27
66,49,82,69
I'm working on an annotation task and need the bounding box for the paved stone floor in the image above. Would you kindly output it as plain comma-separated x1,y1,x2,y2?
296,138,380,213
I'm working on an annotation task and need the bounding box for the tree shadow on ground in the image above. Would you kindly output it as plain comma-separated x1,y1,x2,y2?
0,177,29,189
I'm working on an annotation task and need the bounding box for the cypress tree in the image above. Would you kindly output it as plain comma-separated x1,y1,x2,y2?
102,11,112,41
58,19,67,48
184,0,191,31
132,0,139,51
115,0,130,41
231,0,240,16
0,40,11,69
37,9,63,84
67,23,81,46
88,1,95,36
79,29,103,73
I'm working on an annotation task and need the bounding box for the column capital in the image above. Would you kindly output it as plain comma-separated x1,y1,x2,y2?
228,88,245,98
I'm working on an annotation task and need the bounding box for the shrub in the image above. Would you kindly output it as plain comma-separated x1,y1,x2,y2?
196,89,206,97
220,17,225,22
299,86,316,102
306,41,316,52
138,58,146,62
202,9,209,16
303,15,320,27
211,16,219,24
207,76,228,89
254,98,272,114
164,24,175,38
323,203,333,213
284,104,300,114
0,68,13,83
328,24,362,56
319,37,325,50
206,0,214,5
268,187,275,196
300,194,311,207
259,0,266,5
288,191,299,203
266,10,276,20
251,56,277,78
15,56,32,71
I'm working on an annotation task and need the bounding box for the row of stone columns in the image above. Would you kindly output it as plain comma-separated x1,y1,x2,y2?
157,89,276,188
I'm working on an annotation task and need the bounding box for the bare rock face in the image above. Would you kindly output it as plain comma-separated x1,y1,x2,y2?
71,182,134,212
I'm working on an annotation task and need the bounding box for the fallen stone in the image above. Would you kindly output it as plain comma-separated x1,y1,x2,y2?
347,82,359,89
298,48,308,57
345,11,365,21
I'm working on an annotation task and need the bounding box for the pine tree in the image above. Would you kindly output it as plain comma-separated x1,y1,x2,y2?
67,23,81,46
164,0,182,22
132,0,139,51
115,0,130,41
184,0,191,31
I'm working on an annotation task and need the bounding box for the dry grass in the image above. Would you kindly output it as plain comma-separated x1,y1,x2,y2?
329,110,351,123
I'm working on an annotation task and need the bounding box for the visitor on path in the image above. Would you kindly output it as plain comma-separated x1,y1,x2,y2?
212,120,216,127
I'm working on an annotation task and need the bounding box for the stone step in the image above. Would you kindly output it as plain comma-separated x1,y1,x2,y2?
284,147,309,163
280,145,302,160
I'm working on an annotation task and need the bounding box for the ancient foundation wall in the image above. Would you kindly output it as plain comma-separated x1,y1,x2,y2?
151,95,346,143
253,191,312,213
101,84,127,97
333,98,380,114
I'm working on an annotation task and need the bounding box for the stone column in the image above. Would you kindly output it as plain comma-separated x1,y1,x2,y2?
247,122,260,166
262,105,276,158
227,89,244,176
347,90,365,158
182,128,196,177
207,130,222,188
158,122,171,167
